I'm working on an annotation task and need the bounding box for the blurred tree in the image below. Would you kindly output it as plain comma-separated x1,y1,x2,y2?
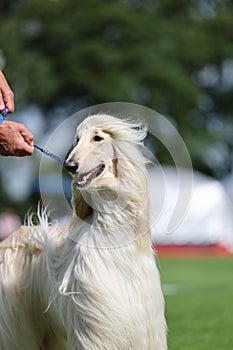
0,0,232,180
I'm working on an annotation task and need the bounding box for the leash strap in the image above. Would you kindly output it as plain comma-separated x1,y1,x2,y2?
34,145,66,165
0,106,7,125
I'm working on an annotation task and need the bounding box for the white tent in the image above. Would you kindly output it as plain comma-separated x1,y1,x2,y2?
149,166,233,252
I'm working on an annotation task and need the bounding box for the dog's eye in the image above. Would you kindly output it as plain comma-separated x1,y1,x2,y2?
93,135,103,142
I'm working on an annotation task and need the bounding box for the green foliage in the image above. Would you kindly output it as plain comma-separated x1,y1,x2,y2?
0,0,233,179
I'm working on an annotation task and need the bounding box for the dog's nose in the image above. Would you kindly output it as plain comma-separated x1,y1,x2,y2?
64,160,79,174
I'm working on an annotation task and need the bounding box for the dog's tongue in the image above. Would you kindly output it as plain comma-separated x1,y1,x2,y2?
77,164,105,187
77,172,91,187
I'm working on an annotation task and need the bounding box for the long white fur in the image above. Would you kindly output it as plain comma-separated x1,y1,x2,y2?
0,114,167,349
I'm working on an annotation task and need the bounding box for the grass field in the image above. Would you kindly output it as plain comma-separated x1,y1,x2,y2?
159,258,233,350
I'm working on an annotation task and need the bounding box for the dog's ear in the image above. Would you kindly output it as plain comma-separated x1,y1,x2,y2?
71,182,92,220
112,142,151,252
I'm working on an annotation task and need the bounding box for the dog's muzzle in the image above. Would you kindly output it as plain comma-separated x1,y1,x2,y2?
64,161,79,174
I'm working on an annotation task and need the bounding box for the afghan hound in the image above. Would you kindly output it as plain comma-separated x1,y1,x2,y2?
0,115,167,349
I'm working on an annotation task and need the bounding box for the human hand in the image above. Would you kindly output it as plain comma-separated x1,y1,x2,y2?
0,70,14,113
0,121,34,156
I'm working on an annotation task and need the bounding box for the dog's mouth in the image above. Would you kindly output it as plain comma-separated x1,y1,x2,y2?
76,163,105,188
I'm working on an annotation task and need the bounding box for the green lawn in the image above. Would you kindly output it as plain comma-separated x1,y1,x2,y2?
159,258,233,350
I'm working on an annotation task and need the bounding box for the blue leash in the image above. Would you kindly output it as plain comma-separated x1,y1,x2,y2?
0,106,7,125
1,106,67,165
34,145,66,165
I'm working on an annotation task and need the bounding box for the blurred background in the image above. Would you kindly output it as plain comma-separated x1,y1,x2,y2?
0,1,233,348
0,0,233,239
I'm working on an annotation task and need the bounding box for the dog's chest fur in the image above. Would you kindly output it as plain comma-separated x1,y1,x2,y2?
50,215,166,350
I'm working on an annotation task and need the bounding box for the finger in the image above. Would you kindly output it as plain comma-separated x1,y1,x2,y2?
0,92,4,111
15,141,34,157
0,71,14,113
17,123,34,142
0,72,6,111
3,90,15,113
21,130,34,145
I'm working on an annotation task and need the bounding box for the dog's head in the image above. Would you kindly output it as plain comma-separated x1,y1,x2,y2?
65,114,151,249
65,117,116,190
65,114,147,190
65,115,149,228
